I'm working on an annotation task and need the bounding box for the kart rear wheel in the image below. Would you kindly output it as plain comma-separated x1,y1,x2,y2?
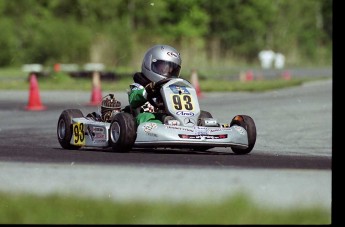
57,109,84,150
230,115,256,155
109,112,137,152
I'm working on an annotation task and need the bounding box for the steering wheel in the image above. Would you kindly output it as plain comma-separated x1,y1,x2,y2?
146,78,173,109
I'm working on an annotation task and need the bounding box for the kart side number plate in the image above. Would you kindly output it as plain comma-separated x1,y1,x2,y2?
73,122,85,146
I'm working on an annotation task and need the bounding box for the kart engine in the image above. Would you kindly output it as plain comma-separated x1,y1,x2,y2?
99,94,121,122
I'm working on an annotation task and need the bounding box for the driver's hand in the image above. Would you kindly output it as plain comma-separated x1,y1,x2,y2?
145,82,156,95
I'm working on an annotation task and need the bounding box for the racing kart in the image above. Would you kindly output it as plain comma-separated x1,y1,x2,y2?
57,77,256,154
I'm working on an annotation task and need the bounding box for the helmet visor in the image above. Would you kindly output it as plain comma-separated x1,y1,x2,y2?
152,60,181,78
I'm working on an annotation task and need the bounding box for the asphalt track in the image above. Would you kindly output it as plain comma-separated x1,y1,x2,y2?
0,79,332,213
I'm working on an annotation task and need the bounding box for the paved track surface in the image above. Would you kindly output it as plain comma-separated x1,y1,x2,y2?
0,79,332,212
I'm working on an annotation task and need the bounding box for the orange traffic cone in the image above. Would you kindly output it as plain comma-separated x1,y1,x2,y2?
25,74,46,111
53,63,61,72
88,71,102,106
191,69,203,98
245,70,254,81
282,70,291,80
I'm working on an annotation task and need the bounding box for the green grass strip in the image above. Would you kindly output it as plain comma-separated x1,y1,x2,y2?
0,191,330,224
0,72,328,92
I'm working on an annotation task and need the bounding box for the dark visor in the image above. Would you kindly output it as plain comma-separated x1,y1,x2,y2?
152,60,181,78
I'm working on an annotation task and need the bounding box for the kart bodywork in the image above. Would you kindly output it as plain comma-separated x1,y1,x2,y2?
57,78,256,154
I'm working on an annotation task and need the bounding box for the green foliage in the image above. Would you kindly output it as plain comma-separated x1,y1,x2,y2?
199,78,307,92
158,0,210,38
0,191,330,224
0,0,332,68
44,72,75,83
19,18,92,65
0,18,16,66
201,0,276,59
0,66,328,93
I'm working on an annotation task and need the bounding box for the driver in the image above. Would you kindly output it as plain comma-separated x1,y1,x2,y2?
128,45,182,125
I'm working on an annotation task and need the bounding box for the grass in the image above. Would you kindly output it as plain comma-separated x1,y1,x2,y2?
0,68,330,92
0,191,330,224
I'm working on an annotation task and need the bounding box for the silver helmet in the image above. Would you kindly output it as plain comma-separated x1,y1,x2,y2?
141,45,182,83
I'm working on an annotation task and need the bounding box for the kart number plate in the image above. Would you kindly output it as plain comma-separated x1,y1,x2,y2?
170,94,194,111
73,122,85,146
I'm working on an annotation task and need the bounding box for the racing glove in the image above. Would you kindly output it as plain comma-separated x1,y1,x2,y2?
145,82,156,95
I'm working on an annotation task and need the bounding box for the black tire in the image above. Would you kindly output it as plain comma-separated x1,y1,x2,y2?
198,110,213,126
109,112,137,152
230,115,256,155
57,109,84,150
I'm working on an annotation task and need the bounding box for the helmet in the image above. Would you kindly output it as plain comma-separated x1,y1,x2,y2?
141,45,182,83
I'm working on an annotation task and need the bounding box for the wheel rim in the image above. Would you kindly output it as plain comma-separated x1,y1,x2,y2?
57,119,66,140
110,122,121,143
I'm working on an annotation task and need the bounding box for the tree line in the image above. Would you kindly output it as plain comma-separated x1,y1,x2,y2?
0,0,332,71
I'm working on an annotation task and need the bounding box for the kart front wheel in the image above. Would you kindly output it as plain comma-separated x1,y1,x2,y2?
57,109,84,150
109,112,137,152
230,115,256,155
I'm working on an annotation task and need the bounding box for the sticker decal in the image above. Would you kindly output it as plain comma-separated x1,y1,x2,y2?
195,126,208,135
73,122,85,146
93,140,106,144
146,132,158,137
234,126,245,135
143,123,157,132
167,51,179,58
169,85,190,94
207,128,223,133
178,134,227,139
184,118,195,126
87,125,106,142
165,125,194,132
170,94,194,111
176,111,194,116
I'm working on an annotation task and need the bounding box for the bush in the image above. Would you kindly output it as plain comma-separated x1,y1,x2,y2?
0,19,16,66
17,18,92,65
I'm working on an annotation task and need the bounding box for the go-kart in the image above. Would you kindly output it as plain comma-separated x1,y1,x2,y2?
57,77,256,154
